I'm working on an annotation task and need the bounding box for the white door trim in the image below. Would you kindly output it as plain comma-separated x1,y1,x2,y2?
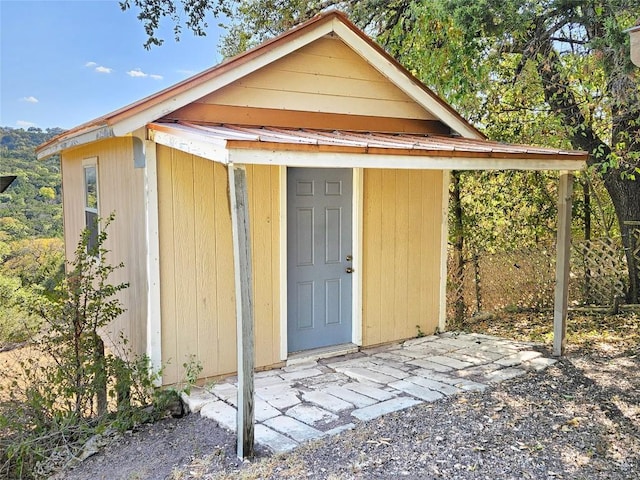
279,166,288,361
352,168,364,346
278,167,363,360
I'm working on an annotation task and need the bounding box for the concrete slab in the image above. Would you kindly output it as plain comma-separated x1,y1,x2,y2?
286,404,338,426
210,383,237,402
425,355,474,370
323,386,377,408
495,350,542,367
446,351,490,366
254,398,281,422
181,388,216,414
407,358,454,372
263,415,325,442
454,379,489,392
337,367,398,384
324,423,356,436
403,376,461,396
343,382,396,401
190,333,556,455
456,363,504,379
486,367,527,383
282,360,318,372
255,375,289,388
263,392,301,410
351,397,422,422
412,369,463,385
457,348,506,362
280,367,324,381
389,380,444,402
255,382,294,400
523,356,557,371
200,401,237,432
367,363,411,379
254,424,298,453
302,391,353,413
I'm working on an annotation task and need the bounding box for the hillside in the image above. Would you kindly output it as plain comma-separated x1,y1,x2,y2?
0,127,64,239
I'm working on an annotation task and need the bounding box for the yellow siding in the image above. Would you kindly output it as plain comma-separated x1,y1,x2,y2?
362,169,443,346
198,37,435,120
157,147,280,385
61,138,148,356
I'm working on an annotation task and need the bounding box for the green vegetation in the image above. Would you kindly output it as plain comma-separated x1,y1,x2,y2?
0,219,160,480
0,127,65,347
0,127,63,239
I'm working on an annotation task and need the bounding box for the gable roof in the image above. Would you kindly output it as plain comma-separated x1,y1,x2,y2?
37,10,484,159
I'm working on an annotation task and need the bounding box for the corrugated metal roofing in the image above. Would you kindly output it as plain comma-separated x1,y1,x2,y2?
149,122,588,160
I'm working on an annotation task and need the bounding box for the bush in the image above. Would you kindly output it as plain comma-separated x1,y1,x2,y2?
0,215,159,479
0,275,42,345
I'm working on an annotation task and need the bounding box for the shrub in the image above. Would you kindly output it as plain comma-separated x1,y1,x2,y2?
0,215,159,479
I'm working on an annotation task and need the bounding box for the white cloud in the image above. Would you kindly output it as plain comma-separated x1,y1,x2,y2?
20,96,39,103
127,68,147,78
95,66,112,74
16,120,38,128
85,61,97,67
127,68,162,80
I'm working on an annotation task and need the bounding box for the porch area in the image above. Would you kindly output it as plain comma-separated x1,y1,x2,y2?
183,332,556,453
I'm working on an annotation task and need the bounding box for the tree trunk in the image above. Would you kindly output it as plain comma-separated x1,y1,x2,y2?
536,37,640,303
606,174,640,303
451,171,466,325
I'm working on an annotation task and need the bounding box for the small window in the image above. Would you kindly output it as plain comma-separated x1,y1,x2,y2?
83,161,99,252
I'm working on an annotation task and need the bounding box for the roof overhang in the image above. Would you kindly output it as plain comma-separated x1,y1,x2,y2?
147,122,587,171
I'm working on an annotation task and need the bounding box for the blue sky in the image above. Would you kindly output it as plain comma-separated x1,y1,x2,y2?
1,0,226,129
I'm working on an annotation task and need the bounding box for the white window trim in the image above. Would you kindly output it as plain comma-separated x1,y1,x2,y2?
82,157,100,250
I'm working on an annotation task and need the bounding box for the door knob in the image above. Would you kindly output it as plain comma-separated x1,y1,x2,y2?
346,255,353,261
345,267,354,274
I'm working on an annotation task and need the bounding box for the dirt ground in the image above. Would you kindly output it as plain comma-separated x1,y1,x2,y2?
44,311,639,480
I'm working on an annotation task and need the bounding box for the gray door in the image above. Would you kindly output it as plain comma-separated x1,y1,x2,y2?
287,168,353,352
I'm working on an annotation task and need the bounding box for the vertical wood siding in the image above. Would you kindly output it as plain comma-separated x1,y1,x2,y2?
198,37,435,120
362,169,444,345
157,146,280,385
61,138,148,357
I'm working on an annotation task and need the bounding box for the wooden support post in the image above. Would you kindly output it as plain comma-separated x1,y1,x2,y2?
228,165,255,459
553,172,574,357
142,139,163,385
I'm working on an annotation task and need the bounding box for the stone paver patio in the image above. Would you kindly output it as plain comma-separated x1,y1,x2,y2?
183,332,556,453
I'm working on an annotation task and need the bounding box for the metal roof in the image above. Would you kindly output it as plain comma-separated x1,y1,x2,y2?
149,122,588,162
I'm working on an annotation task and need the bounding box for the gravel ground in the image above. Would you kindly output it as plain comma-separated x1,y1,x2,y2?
56,346,640,480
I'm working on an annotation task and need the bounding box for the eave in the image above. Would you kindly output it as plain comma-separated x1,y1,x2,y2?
147,122,587,171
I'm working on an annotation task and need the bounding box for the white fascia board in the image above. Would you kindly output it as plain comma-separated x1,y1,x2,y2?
148,129,230,164
112,23,334,137
228,148,585,171
37,125,114,159
332,20,481,140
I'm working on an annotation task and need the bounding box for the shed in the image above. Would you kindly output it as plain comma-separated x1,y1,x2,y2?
37,11,587,388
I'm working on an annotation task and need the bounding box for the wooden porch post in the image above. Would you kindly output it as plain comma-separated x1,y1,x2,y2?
228,165,255,459
553,172,574,357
